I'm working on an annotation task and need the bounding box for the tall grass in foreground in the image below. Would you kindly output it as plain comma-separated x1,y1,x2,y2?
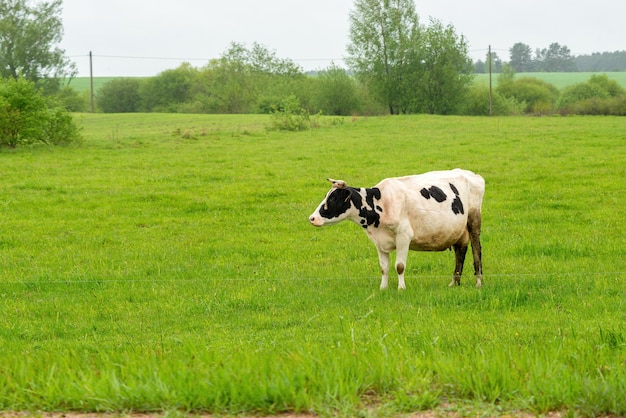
0,114,625,416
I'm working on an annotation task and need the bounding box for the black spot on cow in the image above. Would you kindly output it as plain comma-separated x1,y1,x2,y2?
358,187,382,228
449,183,464,215
420,186,447,202
451,196,464,214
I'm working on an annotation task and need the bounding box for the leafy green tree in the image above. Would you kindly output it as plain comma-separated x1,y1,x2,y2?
97,78,143,113
535,43,575,72
195,42,305,114
0,77,81,147
314,63,360,115
140,63,197,112
485,50,503,73
509,42,534,72
346,0,422,114
473,59,486,73
0,0,76,92
347,1,473,115
411,18,473,114
575,51,626,72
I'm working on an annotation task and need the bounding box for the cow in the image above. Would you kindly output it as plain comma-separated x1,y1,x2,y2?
308,169,485,290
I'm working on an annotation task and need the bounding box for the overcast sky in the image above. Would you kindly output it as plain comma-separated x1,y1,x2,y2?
59,0,626,77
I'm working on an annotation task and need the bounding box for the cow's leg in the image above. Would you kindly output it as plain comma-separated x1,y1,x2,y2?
468,210,483,288
395,235,411,290
376,247,391,290
450,242,468,287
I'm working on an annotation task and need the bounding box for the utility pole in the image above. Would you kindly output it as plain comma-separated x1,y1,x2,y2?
488,45,493,116
89,51,95,113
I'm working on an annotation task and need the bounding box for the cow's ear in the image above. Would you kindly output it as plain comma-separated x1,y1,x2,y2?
327,178,347,189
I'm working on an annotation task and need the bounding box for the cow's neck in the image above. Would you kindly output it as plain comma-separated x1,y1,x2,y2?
347,187,383,229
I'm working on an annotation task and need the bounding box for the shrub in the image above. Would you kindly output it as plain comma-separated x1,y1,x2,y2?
314,65,361,116
54,86,90,112
569,96,626,116
496,77,559,114
97,78,143,113
0,77,82,147
39,106,83,145
267,95,316,131
460,84,525,116
140,64,197,112
557,82,610,113
588,74,625,97
557,74,626,115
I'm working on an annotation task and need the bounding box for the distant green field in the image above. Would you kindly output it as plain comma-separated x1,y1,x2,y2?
474,71,626,89
68,76,144,93
1,114,625,416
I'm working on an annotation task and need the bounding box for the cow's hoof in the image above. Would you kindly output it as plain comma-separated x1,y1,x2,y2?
475,278,483,288
448,279,460,287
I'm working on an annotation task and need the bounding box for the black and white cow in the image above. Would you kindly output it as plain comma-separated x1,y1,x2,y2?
309,169,485,289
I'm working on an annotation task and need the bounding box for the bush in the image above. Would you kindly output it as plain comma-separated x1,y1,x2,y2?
267,95,316,131
140,64,197,112
568,96,626,116
557,82,609,112
97,78,143,113
557,74,626,114
588,74,625,97
496,77,559,114
460,84,525,116
54,86,90,112
0,77,82,147
313,65,361,116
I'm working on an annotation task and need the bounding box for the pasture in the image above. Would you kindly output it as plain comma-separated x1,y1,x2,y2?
474,71,626,89
0,113,625,416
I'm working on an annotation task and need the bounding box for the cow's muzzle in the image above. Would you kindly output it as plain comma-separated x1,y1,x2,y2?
309,214,324,227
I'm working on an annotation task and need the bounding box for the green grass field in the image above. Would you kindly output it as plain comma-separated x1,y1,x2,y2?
68,77,141,94
474,71,626,89
1,114,625,416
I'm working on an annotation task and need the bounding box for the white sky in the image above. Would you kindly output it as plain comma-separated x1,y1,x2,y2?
59,0,626,77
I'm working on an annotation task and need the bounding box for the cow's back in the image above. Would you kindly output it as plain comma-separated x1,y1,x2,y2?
374,169,484,251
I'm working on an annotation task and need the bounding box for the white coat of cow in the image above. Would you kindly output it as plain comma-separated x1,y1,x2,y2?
309,169,485,289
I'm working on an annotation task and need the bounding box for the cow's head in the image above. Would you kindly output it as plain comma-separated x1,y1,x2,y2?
309,178,355,227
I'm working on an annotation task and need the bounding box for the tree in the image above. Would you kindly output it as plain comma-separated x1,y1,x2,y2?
0,0,76,91
140,63,197,112
97,78,143,113
485,50,503,73
346,0,422,114
196,42,305,114
509,42,534,72
535,43,575,72
346,0,473,115
314,63,360,115
414,18,473,114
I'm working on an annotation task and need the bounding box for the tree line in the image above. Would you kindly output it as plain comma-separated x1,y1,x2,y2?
475,43,626,73
2,0,626,147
